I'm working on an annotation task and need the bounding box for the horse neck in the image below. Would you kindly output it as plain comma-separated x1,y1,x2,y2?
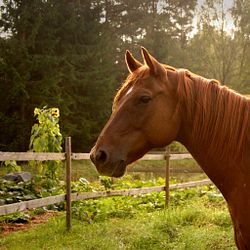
175,70,250,190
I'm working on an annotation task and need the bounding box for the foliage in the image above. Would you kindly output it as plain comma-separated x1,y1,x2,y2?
71,178,93,193
1,0,249,153
29,107,63,181
71,176,223,224
71,175,166,193
0,177,64,224
0,176,65,206
29,107,62,153
169,141,187,152
231,0,250,93
72,192,165,223
0,0,116,152
0,106,64,225
0,179,40,205
1,160,21,174
0,212,31,224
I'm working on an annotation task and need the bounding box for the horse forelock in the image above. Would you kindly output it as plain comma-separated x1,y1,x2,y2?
176,69,250,161
113,66,149,111
113,64,176,111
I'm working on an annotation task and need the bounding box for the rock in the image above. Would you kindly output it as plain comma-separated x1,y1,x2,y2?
3,172,32,183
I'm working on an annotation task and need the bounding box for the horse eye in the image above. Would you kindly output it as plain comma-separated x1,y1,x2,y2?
139,95,151,104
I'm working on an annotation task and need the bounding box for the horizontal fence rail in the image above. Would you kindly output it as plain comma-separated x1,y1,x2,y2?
0,195,66,216
0,138,213,230
0,152,66,161
0,152,192,161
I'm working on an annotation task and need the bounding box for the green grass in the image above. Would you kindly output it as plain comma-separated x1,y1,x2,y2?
70,158,207,183
70,160,99,181
0,196,236,250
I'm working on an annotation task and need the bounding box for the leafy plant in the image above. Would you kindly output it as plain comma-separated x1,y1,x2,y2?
99,176,114,190
71,176,223,224
169,141,187,153
29,107,63,182
0,179,40,204
1,160,21,174
71,178,93,193
0,212,31,224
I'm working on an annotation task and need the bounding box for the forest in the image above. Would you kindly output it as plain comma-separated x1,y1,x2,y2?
0,0,249,152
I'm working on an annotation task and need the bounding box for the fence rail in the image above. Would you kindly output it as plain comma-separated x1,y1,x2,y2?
0,152,193,162
0,152,66,161
0,137,212,230
0,195,66,216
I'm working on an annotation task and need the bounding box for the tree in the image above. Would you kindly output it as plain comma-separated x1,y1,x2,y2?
106,0,197,66
1,0,248,153
231,0,250,93
0,0,67,150
188,0,237,87
0,0,117,152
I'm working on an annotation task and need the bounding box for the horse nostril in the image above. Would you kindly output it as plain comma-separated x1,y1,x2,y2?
96,150,108,164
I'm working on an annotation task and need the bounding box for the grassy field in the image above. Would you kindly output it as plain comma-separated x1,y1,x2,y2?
0,195,236,250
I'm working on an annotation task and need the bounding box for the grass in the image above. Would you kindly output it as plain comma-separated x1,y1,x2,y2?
70,160,99,181
70,158,207,183
0,196,236,250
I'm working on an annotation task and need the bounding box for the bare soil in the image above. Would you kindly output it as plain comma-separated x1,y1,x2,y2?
0,211,60,236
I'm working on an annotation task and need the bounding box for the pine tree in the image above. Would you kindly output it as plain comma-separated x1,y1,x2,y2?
0,0,117,151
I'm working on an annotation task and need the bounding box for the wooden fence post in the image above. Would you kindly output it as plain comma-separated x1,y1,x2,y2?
165,146,170,207
65,137,72,230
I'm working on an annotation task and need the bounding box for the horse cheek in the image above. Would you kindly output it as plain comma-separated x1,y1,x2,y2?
147,109,180,147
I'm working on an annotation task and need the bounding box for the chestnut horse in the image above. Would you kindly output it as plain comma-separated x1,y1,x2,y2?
90,47,250,249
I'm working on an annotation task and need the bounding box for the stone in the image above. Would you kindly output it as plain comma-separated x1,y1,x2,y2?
3,172,32,183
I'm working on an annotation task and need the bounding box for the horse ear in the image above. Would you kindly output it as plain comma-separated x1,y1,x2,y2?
141,47,165,76
125,50,143,73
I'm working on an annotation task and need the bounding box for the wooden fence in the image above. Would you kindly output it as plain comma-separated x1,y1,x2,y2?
0,137,212,230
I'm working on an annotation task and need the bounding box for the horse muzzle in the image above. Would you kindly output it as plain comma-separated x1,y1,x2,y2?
90,146,127,177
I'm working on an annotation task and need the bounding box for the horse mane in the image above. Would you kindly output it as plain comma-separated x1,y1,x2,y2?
177,69,250,161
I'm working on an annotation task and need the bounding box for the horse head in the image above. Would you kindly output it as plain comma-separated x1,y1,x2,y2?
90,48,181,177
